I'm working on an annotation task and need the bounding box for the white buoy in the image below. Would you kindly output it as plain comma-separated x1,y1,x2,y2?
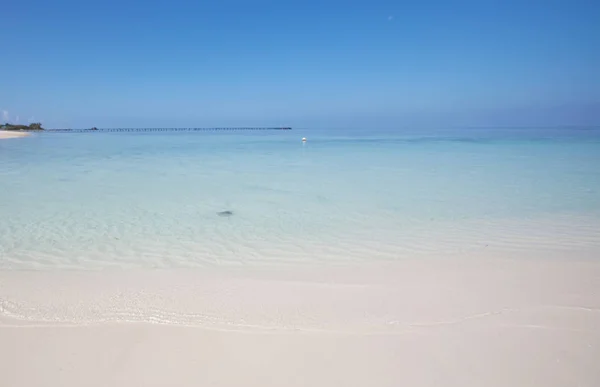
302,137,307,142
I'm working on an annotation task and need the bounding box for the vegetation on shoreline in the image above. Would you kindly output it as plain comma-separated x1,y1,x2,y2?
1,122,44,131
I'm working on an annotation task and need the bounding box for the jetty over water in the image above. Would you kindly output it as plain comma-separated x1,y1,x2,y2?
37,127,292,133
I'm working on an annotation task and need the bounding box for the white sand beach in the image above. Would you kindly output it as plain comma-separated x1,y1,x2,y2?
0,131,30,139
1,257,599,387
2,0,597,385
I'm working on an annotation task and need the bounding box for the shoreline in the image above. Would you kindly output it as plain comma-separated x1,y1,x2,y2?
0,130,31,139
1,257,599,386
2,257,599,330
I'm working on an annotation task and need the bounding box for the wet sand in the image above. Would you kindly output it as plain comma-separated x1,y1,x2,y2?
1,258,599,387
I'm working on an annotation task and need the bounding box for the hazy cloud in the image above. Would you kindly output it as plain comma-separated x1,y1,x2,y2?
388,15,394,21
15,115,20,123
1,110,8,122
28,116,36,123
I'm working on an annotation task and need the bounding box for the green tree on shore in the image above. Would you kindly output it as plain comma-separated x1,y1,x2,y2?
0,122,44,130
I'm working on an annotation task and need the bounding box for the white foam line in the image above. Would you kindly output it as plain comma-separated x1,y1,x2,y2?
542,305,600,313
3,303,599,335
395,308,521,327
495,324,597,333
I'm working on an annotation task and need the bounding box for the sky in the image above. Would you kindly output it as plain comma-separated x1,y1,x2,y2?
1,0,599,129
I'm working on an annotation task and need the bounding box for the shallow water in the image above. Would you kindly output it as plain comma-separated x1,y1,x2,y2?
1,127,599,270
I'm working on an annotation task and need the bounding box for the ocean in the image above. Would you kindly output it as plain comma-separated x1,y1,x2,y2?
1,127,599,270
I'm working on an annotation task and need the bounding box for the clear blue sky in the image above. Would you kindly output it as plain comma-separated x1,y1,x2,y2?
2,0,599,128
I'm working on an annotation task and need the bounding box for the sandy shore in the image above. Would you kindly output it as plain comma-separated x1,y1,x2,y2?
0,130,31,139
1,258,599,386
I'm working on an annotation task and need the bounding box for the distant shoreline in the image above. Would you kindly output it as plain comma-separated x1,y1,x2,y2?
0,130,31,139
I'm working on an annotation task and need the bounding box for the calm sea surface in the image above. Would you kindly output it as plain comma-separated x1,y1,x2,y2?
1,128,599,269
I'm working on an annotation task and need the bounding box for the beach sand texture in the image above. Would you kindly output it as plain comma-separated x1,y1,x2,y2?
1,258,599,387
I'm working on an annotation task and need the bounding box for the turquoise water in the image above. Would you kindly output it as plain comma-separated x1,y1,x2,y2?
1,128,600,269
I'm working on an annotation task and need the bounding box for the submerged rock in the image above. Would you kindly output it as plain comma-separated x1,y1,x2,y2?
217,210,233,217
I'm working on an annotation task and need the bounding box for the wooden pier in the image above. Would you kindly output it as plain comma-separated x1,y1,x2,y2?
35,127,292,133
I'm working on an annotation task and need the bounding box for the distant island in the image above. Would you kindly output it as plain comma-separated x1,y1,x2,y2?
0,122,45,131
